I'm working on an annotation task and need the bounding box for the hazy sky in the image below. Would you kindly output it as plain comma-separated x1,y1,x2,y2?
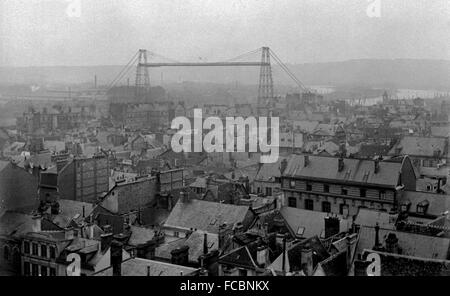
0,0,449,66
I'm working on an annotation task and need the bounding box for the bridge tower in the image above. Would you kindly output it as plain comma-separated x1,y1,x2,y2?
135,49,150,101
257,47,273,115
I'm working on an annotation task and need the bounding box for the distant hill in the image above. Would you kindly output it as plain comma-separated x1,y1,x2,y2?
0,59,449,91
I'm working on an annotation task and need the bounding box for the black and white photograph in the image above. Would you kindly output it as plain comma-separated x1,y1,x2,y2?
0,0,449,283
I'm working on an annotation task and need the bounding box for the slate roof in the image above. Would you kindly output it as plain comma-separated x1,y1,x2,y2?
254,156,288,182
0,211,34,237
127,225,156,246
356,225,450,260
94,258,199,276
360,249,450,276
164,199,251,234
280,206,352,239
283,154,404,187
389,136,447,157
155,231,218,263
354,208,397,229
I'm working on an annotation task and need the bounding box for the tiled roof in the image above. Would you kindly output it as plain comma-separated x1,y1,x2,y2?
164,199,251,234
283,154,404,187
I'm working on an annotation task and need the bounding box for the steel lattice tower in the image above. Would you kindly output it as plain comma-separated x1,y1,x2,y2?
135,49,150,101
257,47,273,114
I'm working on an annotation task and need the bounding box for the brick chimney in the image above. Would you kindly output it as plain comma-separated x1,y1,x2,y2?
110,240,123,276
324,216,340,238
385,233,399,254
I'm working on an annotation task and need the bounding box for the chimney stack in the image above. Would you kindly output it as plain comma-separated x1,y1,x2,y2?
171,246,189,266
256,244,270,268
101,233,114,252
304,155,309,167
374,158,380,174
338,157,344,172
280,158,288,173
110,240,123,276
354,259,370,276
203,233,208,255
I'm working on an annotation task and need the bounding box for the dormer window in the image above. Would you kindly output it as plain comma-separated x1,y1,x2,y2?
290,180,296,188
416,200,429,215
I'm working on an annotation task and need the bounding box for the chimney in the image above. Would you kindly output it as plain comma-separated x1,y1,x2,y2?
147,266,151,276
303,155,309,167
180,191,189,203
338,157,344,172
171,245,189,266
300,247,313,276
345,234,357,272
203,233,208,255
324,216,340,238
82,205,85,218
110,240,123,276
65,228,75,240
374,159,380,174
373,223,382,251
233,222,244,234
385,233,399,254
32,214,42,232
256,244,270,268
86,222,95,239
280,158,288,173
101,233,114,252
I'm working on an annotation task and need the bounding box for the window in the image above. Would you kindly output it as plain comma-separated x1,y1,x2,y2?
288,197,297,208
41,266,47,276
49,246,56,259
379,190,386,199
41,245,47,258
49,268,56,276
306,183,312,191
341,188,348,195
322,201,331,213
24,262,31,276
324,184,330,193
360,189,366,197
32,243,38,256
31,264,39,276
24,241,30,254
174,231,179,238
289,180,296,188
266,187,272,196
305,199,314,211
417,201,429,215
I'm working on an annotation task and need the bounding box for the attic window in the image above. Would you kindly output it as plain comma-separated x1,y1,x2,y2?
297,226,305,236
417,200,429,215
